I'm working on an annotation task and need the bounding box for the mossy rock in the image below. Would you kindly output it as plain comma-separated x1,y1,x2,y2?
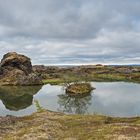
66,82,95,97
0,52,43,85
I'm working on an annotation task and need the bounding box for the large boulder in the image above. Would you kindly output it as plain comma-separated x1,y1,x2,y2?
0,52,43,85
0,52,32,74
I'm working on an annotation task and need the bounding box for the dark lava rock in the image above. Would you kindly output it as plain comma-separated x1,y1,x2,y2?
0,52,32,74
0,52,43,85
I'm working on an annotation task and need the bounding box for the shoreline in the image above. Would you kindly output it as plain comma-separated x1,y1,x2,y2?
34,65,140,85
1,64,140,139
0,110,140,139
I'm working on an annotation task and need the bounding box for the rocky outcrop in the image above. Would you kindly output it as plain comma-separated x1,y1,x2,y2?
0,52,43,85
66,82,95,97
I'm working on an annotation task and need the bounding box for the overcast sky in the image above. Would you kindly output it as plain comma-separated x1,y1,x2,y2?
0,0,140,65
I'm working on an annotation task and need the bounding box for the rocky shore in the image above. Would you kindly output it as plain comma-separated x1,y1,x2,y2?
33,64,140,85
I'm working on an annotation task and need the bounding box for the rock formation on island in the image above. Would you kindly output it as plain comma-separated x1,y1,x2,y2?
66,82,95,97
0,52,43,86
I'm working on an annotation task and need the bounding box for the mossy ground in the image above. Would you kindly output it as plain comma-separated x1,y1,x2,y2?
0,110,140,140
42,66,140,85
43,78,64,85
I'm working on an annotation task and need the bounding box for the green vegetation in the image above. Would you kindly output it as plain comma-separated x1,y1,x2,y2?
34,100,44,112
40,66,140,85
43,77,81,85
92,73,129,81
43,78,64,85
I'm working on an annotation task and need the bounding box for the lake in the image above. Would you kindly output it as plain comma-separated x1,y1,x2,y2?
0,82,140,117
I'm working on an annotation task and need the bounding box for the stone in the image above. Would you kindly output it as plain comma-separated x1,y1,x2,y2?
0,52,43,85
0,52,32,74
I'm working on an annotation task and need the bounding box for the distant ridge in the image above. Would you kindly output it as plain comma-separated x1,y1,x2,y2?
40,64,140,68
110,64,140,67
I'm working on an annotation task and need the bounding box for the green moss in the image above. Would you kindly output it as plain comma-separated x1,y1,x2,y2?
92,73,128,81
43,78,64,85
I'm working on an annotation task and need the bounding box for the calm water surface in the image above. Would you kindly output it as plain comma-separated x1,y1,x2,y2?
0,82,140,117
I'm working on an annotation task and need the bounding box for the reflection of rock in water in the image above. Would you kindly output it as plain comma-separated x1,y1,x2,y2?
0,86,42,111
57,94,92,114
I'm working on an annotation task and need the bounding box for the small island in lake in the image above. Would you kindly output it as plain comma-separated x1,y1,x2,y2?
66,82,95,97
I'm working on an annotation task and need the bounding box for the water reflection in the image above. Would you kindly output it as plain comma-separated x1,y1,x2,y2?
1,82,140,117
58,94,92,114
0,86,42,111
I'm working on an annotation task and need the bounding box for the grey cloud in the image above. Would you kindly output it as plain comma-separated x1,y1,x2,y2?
0,0,140,64
0,0,129,39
